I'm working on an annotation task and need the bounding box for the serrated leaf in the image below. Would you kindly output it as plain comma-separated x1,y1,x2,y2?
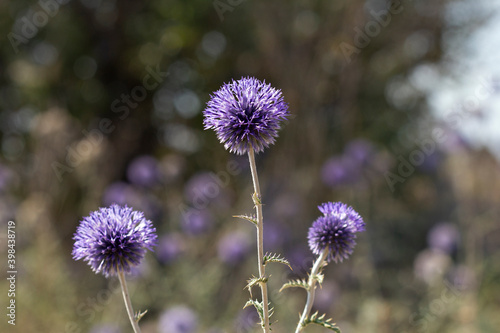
244,299,264,324
279,278,309,292
233,214,258,226
243,299,274,328
245,275,268,297
302,311,341,332
263,252,292,270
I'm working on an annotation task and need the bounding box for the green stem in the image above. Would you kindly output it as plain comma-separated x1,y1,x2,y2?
248,149,270,333
295,248,329,333
118,270,141,333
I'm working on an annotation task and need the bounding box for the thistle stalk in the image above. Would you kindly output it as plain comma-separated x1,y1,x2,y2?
118,270,141,333
248,148,270,333
295,248,329,333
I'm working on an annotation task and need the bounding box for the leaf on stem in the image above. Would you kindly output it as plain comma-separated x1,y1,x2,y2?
245,275,268,297
263,252,292,270
279,278,309,292
302,312,341,332
233,214,258,226
244,299,274,328
244,299,263,325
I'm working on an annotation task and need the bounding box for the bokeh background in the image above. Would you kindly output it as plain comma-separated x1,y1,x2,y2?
1,0,500,332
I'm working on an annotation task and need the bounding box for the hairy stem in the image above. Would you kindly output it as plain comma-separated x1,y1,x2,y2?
118,270,141,333
295,248,329,333
248,149,270,333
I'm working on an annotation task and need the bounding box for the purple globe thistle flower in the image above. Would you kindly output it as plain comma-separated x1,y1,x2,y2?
203,77,289,155
158,306,198,333
307,202,365,263
72,204,158,277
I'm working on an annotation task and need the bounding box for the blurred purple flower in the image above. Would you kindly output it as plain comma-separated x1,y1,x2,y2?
184,172,223,208
158,306,198,333
126,155,160,187
72,204,157,277
217,231,251,265
181,208,213,235
308,202,365,263
427,222,460,254
203,77,290,155
345,139,376,165
157,233,185,264
321,156,360,187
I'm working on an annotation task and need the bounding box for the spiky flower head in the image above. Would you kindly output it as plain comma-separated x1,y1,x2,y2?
203,76,289,155
72,204,157,277
308,202,365,263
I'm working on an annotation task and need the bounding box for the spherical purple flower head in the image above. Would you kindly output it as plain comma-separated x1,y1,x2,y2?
72,204,158,277
308,202,365,263
203,77,289,155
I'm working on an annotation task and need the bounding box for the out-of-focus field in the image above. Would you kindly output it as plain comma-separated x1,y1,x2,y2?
0,0,499,332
